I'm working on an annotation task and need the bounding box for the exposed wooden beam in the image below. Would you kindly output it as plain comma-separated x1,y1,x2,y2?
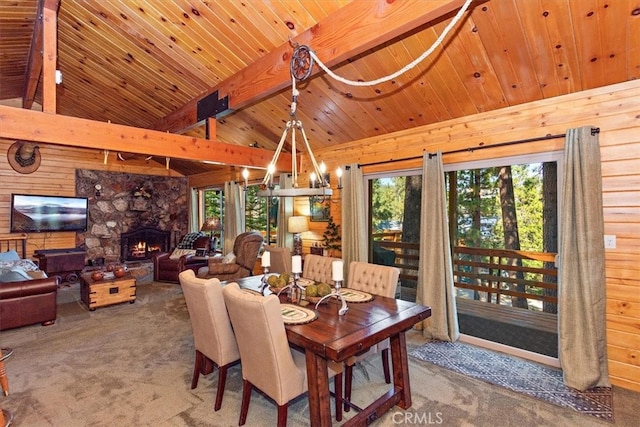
0,105,293,171
42,0,59,113
22,0,60,110
150,0,468,133
22,0,44,109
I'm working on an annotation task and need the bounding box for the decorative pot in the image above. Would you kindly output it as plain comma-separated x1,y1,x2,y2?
114,267,126,278
91,271,104,281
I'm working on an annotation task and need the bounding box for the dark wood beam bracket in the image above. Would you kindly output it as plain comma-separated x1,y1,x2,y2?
197,90,229,122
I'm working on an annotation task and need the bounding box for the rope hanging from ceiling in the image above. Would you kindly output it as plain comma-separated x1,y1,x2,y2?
292,0,473,87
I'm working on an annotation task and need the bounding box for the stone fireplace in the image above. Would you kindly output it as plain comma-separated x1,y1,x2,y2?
76,169,188,265
121,227,171,261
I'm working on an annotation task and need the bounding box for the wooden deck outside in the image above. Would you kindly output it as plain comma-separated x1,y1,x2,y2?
371,238,558,344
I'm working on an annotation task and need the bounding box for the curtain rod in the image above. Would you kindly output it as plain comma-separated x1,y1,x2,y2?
357,127,600,167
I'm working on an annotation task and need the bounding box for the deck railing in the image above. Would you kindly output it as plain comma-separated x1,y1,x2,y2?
371,235,558,312
453,246,558,312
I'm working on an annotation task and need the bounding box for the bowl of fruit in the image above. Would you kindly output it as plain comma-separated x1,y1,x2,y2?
304,282,333,304
267,273,290,294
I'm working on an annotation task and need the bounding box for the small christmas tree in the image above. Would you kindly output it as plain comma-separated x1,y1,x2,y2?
322,215,341,256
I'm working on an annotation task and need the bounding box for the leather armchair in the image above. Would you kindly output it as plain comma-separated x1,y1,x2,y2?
0,277,59,331
152,235,211,283
198,232,263,282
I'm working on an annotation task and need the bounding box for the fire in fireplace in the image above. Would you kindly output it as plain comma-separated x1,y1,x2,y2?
121,227,170,261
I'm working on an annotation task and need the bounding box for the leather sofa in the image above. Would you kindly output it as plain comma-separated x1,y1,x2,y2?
152,235,211,283
0,277,59,331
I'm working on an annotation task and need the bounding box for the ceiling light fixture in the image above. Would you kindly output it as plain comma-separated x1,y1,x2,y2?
257,46,333,198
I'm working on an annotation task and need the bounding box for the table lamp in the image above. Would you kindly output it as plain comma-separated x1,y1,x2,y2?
200,217,222,254
288,216,309,256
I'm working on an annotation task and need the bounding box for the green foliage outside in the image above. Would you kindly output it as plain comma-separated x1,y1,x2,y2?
204,186,277,245
371,164,546,252
370,163,554,308
371,176,406,232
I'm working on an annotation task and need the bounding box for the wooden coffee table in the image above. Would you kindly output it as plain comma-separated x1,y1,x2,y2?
80,272,136,310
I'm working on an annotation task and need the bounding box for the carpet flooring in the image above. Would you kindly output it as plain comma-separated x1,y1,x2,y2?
410,340,614,423
3,282,637,426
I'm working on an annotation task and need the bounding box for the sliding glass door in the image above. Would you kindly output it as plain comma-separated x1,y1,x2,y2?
366,152,561,358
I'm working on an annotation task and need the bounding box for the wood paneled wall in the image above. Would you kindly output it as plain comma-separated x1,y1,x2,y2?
1,79,638,391
0,141,181,257
311,79,640,392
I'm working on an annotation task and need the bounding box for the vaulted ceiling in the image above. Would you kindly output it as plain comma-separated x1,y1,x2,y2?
1,0,638,177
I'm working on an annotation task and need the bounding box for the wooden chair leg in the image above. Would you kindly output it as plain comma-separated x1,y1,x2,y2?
0,362,8,397
239,380,252,426
344,363,353,412
191,351,202,389
277,404,288,427
201,356,214,375
214,364,229,411
381,348,391,384
334,372,343,421
1,408,13,427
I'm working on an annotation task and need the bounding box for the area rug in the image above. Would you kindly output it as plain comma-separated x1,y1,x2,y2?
409,340,613,423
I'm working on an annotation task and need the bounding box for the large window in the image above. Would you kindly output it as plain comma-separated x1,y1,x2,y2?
245,185,278,245
199,185,278,247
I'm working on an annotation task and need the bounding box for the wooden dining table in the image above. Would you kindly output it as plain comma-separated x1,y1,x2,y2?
233,275,432,427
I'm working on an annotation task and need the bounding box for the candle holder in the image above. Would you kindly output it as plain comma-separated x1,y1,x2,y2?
259,266,270,295
315,279,349,315
277,272,304,304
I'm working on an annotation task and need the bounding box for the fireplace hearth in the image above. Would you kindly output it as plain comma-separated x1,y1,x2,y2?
121,227,170,261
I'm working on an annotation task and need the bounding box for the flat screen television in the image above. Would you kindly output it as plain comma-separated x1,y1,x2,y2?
10,194,89,233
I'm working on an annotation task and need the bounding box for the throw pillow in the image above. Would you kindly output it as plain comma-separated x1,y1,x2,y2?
169,248,196,260
0,269,31,282
0,250,20,262
177,232,205,249
222,252,236,264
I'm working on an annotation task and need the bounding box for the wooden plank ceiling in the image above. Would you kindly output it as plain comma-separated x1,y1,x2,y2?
0,0,638,177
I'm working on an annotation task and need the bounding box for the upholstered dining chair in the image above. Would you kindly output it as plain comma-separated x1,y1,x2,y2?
302,254,342,284
178,270,240,411
222,282,343,427
262,246,291,274
343,261,400,411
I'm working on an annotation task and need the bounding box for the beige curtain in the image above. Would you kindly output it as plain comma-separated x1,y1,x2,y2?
188,188,199,233
276,173,294,249
559,126,610,391
223,181,244,254
415,152,459,342
341,164,367,283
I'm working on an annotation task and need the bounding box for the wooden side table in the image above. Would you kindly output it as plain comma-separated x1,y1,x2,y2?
80,273,136,311
0,348,13,427
0,348,12,396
